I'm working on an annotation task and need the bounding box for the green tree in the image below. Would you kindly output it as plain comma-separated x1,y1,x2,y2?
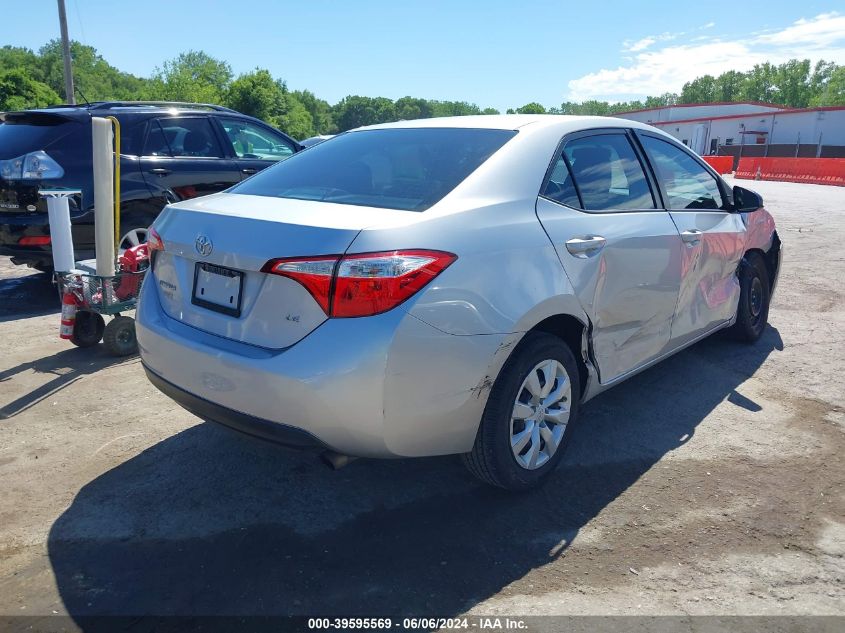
38,40,150,102
645,92,678,108
224,69,314,138
430,100,482,117
394,96,434,121
0,69,60,110
714,70,746,102
277,94,314,140
481,107,500,115
811,65,845,105
809,60,836,101
680,75,717,103
0,46,43,81
332,96,396,131
742,63,778,103
570,100,611,115
774,59,811,107
293,89,335,134
226,69,286,122
515,102,546,114
152,50,232,104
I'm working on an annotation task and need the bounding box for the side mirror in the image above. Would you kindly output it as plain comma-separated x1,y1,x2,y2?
732,185,763,212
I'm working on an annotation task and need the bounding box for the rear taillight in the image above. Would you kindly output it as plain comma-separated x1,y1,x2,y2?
0,151,64,180
18,236,51,246
147,227,164,252
262,249,456,318
261,255,337,313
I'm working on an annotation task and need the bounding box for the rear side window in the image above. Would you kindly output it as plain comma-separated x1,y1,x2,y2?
560,134,655,211
639,135,724,210
230,127,517,212
541,155,580,207
143,117,223,158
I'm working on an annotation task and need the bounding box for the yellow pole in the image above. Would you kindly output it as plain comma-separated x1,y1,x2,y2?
105,116,121,256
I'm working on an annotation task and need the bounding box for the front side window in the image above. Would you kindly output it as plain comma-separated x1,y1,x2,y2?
144,117,223,158
560,134,656,211
219,118,295,162
640,135,724,210
231,127,517,212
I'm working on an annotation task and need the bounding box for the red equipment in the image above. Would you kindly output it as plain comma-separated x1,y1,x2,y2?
59,290,78,340
115,244,150,300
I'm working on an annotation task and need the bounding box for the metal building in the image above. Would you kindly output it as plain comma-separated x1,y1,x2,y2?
616,102,845,163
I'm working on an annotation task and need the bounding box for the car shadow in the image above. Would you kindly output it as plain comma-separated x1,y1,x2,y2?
0,270,58,322
47,327,783,621
0,348,134,419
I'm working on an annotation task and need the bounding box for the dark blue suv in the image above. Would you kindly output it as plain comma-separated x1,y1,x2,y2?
0,101,301,270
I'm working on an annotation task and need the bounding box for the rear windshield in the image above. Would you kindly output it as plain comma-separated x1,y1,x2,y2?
0,116,76,158
230,127,517,211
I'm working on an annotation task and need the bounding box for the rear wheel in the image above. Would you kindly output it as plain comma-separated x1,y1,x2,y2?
462,332,580,491
119,227,149,251
729,252,770,343
71,311,105,348
103,316,137,356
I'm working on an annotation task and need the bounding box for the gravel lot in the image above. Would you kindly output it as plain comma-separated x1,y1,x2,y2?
0,178,843,627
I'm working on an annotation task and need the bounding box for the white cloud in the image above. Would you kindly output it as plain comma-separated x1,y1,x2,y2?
622,31,679,52
625,37,656,52
754,11,845,47
567,12,845,102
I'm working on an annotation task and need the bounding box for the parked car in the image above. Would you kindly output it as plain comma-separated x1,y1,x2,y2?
299,134,334,148
136,115,781,490
0,101,301,270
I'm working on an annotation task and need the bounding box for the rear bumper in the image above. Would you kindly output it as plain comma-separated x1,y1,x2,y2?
143,364,326,449
136,271,509,459
0,208,95,266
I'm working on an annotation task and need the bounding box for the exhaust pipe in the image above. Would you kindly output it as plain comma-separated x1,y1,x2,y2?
320,450,358,470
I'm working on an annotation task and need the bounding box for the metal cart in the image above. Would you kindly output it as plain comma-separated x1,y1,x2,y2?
55,265,147,356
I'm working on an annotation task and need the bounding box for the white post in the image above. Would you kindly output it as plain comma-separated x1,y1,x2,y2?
40,189,80,273
92,117,115,276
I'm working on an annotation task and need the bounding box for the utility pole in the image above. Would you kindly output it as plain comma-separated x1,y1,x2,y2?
57,0,75,104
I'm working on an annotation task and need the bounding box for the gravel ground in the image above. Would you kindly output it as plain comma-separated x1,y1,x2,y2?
0,178,842,627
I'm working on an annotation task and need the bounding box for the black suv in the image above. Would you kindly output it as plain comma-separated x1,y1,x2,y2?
0,101,301,270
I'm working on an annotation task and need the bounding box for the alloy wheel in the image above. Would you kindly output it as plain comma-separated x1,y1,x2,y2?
119,228,149,251
510,359,572,470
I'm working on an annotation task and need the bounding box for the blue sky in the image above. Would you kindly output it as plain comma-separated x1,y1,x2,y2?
5,1,845,111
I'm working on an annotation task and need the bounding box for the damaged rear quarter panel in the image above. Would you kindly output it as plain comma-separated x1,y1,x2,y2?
382,314,522,457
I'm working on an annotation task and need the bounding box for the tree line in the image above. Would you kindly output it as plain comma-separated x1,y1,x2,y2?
1,41,844,140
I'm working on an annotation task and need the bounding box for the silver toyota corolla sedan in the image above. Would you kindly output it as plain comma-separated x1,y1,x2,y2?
137,115,781,490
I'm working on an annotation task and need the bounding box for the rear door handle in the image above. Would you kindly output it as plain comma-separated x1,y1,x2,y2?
681,229,702,246
565,236,607,258
241,168,257,175
149,168,170,176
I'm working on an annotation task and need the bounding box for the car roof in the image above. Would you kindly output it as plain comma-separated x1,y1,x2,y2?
1,102,244,124
357,114,656,133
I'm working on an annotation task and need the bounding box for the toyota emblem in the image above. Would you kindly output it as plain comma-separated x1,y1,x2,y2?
195,235,213,257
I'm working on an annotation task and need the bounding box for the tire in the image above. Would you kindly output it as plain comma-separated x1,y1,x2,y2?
103,316,137,356
462,332,581,491
729,252,770,343
71,311,105,348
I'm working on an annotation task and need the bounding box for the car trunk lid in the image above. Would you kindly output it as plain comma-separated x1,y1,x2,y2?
151,192,406,349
